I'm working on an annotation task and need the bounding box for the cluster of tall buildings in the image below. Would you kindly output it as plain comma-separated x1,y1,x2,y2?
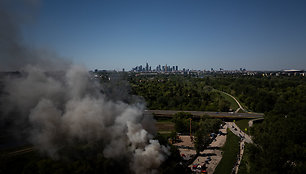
132,63,179,72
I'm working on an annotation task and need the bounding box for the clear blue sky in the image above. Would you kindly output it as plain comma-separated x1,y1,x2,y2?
22,0,306,71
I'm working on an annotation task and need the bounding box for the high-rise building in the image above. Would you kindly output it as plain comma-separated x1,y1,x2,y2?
146,62,149,72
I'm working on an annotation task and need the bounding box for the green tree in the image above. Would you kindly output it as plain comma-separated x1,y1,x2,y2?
194,129,210,154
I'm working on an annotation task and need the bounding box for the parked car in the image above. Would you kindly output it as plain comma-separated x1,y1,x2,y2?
201,170,208,174
192,164,198,170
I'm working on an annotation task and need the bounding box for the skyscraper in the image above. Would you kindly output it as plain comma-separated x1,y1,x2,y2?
146,62,149,72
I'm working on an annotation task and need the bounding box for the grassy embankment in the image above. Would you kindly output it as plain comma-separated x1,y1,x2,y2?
235,119,250,134
218,91,239,111
214,129,240,174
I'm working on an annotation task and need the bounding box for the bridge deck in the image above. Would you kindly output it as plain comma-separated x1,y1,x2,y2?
144,110,264,119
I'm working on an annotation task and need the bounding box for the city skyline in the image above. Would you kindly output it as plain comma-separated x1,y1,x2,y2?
96,61,303,72
3,0,306,71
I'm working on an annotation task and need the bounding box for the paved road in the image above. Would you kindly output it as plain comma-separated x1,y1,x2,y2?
145,110,264,119
235,141,245,174
226,122,253,174
7,147,34,156
227,122,252,144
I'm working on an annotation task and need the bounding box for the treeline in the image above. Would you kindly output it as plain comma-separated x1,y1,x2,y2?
129,76,231,111
170,112,222,154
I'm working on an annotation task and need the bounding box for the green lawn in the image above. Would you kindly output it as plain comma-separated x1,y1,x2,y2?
155,121,175,135
214,129,240,174
235,119,250,133
217,91,239,111
155,118,172,122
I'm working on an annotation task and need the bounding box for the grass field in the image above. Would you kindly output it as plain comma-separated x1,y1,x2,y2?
214,129,240,174
235,119,250,133
155,121,175,134
217,91,239,111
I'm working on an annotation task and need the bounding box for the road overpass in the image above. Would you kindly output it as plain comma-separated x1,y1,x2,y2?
144,110,264,119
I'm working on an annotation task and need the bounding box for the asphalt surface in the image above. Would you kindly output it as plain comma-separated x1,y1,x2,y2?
144,110,264,119
227,122,252,144
7,147,34,156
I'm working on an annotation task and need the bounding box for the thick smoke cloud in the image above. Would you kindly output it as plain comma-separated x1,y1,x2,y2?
0,1,169,173
3,65,169,173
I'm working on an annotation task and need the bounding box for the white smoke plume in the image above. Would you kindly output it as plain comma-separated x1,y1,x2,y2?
3,63,170,174
0,1,169,173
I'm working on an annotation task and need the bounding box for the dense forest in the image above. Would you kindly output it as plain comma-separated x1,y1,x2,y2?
129,75,231,111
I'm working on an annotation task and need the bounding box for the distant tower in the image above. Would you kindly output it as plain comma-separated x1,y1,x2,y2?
146,62,149,72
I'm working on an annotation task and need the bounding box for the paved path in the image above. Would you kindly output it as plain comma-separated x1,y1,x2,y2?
217,90,247,113
235,141,245,174
226,122,253,173
248,118,264,127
